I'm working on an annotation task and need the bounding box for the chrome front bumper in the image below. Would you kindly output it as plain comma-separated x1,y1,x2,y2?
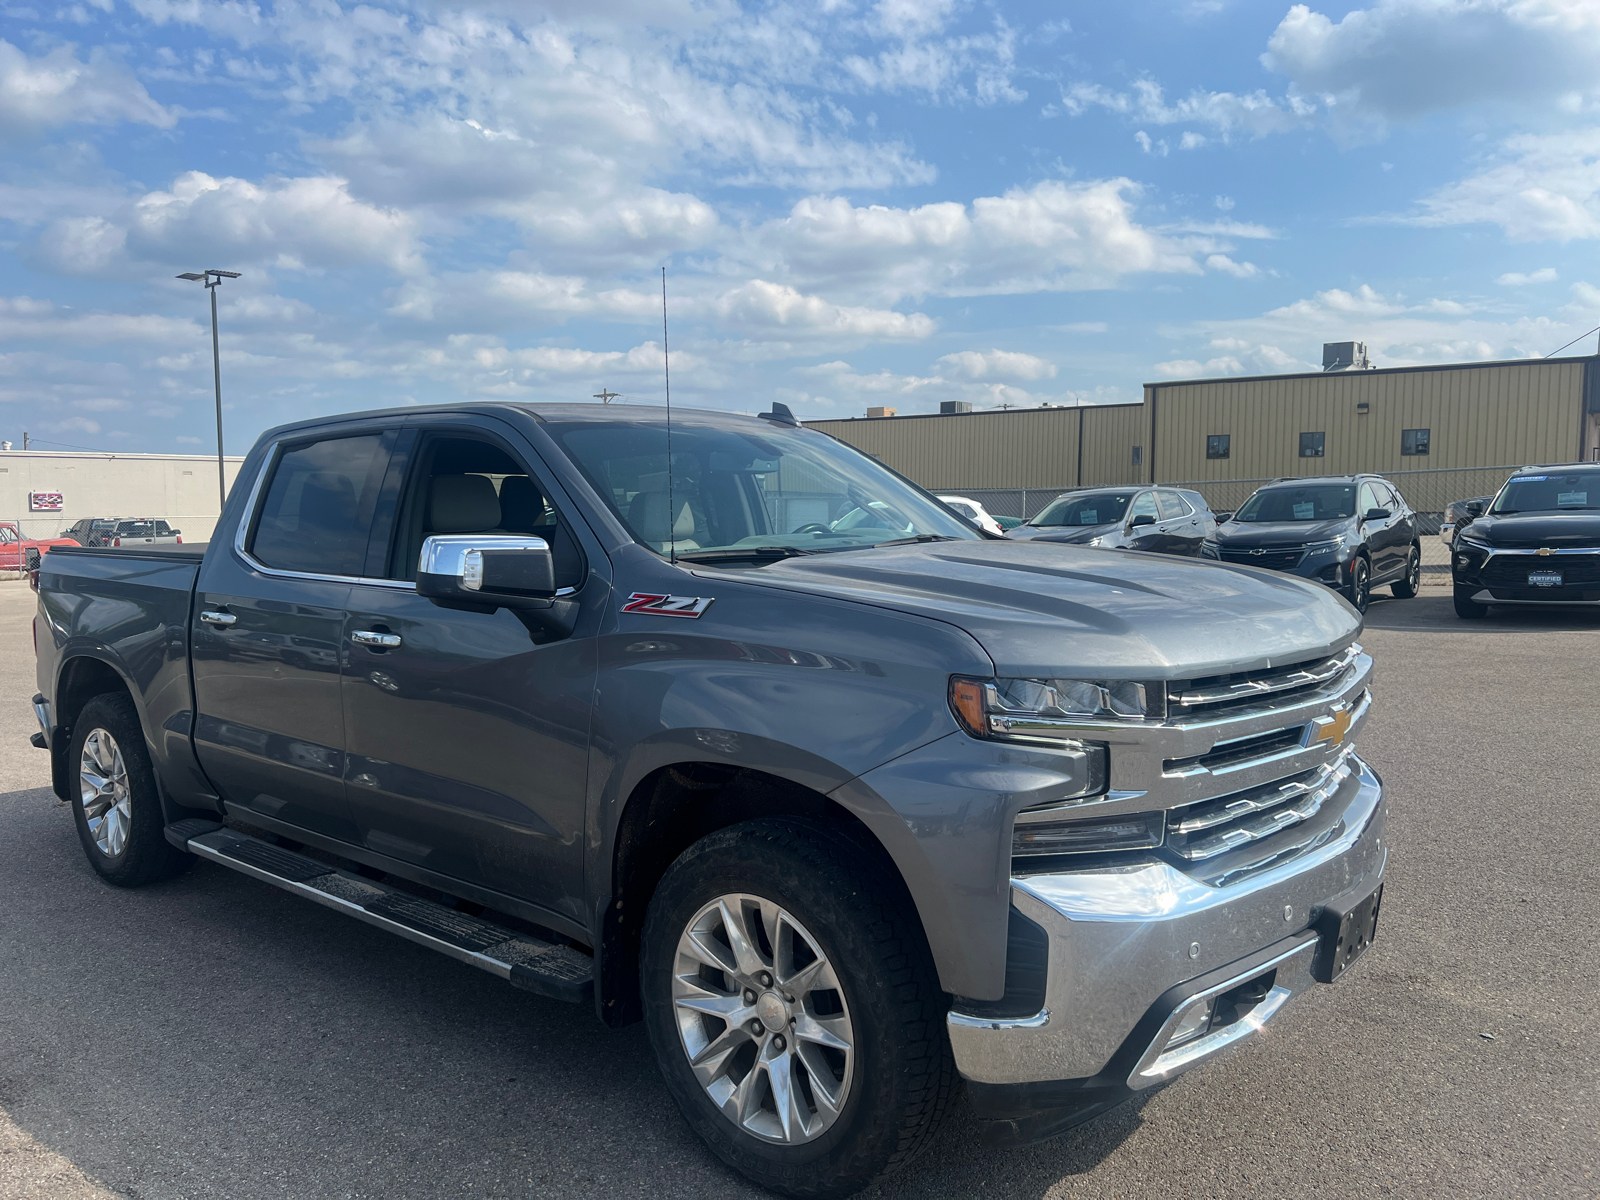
949,754,1386,1104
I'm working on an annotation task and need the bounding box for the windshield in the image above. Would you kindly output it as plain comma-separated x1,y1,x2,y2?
1491,472,1600,514
1031,492,1133,527
1235,485,1355,522
545,414,978,556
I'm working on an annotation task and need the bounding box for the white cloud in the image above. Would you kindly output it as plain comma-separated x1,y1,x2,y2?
1497,268,1559,285
935,349,1056,380
34,171,420,275
1061,78,1311,139
1264,0,1600,129
0,38,174,136
1401,129,1600,242
1205,253,1261,278
712,280,935,340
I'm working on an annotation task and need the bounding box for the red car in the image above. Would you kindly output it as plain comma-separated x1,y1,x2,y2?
0,523,78,571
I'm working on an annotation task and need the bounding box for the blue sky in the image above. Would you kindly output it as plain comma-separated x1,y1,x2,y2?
3,0,1599,454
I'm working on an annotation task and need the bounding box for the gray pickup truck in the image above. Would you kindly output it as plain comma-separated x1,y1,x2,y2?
32,401,1386,1198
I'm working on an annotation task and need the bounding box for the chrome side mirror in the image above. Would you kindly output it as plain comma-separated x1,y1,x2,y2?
417,535,556,610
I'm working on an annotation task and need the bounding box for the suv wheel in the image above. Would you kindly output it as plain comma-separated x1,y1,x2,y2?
1346,555,1371,612
641,819,954,1198
68,693,192,887
1453,585,1489,619
1391,545,1421,599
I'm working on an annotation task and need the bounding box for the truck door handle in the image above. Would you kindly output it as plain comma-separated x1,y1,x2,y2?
352,630,402,648
199,610,237,626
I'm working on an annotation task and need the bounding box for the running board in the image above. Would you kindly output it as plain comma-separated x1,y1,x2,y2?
172,823,593,1004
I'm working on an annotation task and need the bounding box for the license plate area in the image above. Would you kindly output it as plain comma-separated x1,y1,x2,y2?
1528,570,1563,587
1311,882,1382,983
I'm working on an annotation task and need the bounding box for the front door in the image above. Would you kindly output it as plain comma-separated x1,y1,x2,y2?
191,430,395,843
1125,491,1163,552
339,422,598,924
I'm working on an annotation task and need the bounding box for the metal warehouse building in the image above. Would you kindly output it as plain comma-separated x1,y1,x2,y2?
0,450,246,545
807,350,1600,522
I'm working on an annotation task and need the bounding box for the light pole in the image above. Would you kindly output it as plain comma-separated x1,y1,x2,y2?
177,269,241,508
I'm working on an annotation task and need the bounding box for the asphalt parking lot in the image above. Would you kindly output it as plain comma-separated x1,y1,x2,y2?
1,579,1596,1199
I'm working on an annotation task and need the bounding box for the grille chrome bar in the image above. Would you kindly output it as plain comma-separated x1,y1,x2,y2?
1171,643,1360,710
1168,756,1353,861
1168,753,1351,835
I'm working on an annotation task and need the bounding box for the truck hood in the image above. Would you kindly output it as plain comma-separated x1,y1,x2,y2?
722,540,1360,678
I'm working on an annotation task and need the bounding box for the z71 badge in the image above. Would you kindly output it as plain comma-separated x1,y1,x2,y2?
622,592,715,618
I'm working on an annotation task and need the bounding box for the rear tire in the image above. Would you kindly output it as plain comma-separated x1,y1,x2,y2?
68,693,192,887
1391,545,1421,599
641,819,955,1199
1453,586,1489,620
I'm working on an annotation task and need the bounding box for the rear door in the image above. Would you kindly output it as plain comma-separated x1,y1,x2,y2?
191,426,396,843
338,413,601,924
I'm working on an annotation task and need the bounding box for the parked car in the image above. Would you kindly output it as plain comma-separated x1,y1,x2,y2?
1006,486,1217,557
1202,475,1421,613
993,513,1025,531
1439,496,1492,546
34,401,1386,1198
66,517,183,548
1450,463,1600,619
936,494,1005,536
0,523,78,571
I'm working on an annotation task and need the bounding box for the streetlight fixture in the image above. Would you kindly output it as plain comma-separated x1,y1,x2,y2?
177,269,241,508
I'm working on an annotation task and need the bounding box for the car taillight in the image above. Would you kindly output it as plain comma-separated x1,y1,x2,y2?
176,534,182,544
113,538,121,547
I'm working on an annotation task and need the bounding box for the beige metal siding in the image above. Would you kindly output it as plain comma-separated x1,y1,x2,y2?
1154,360,1585,484
1080,403,1149,486
807,408,1084,489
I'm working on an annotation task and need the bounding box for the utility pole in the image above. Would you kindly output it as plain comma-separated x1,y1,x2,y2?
22,433,28,450
177,269,241,508
593,388,620,404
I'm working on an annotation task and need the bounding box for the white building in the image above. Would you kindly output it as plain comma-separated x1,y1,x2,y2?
0,450,247,544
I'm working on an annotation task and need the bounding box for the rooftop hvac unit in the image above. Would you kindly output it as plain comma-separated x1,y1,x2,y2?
1322,341,1372,372
940,401,973,414
866,406,898,418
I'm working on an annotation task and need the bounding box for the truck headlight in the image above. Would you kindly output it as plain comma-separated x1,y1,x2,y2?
1012,808,1163,858
1200,540,1220,559
950,675,1162,740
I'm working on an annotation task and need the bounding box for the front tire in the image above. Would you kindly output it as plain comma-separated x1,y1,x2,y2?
1391,544,1421,598
68,693,192,887
1453,586,1489,619
641,819,954,1199
1346,555,1371,613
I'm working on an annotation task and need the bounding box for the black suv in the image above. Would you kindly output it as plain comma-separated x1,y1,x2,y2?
1202,474,1421,612
1451,463,1600,618
1004,485,1217,556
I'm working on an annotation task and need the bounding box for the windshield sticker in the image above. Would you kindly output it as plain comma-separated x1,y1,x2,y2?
1080,509,1097,524
1293,501,1315,520
1558,491,1587,506
1510,476,1546,482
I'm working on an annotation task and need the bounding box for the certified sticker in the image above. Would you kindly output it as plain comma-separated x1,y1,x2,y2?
1557,491,1587,506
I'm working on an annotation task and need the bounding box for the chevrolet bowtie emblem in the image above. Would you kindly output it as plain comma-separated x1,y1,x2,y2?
1249,548,1266,556
1305,707,1352,747
1537,547,1552,556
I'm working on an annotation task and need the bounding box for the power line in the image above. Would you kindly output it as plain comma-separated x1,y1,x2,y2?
1543,325,1600,358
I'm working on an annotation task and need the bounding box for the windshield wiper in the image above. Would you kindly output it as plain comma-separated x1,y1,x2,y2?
673,546,817,566
862,534,965,549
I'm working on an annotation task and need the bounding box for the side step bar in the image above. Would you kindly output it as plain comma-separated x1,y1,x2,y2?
166,820,593,1004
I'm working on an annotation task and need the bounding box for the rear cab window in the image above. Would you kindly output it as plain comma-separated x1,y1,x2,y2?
247,433,393,577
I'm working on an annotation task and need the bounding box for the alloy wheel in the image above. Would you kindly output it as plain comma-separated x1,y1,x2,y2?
79,728,132,856
1406,548,1421,592
671,893,855,1145
1351,558,1370,611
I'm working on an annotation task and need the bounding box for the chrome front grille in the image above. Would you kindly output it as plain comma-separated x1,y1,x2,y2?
1168,643,1360,719
1167,754,1354,861
1218,545,1304,570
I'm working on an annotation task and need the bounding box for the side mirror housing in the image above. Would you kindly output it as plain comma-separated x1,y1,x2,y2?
1364,507,1391,521
1463,500,1485,519
1129,514,1156,528
417,535,557,610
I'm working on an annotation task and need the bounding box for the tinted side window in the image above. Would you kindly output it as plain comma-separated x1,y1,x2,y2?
250,435,391,577
1358,483,1379,515
1129,492,1159,521
1156,491,1191,519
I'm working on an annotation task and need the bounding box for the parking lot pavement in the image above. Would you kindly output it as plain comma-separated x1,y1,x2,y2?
2,579,1597,1200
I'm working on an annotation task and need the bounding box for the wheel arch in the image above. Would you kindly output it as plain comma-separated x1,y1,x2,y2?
595,761,928,1028
51,652,140,803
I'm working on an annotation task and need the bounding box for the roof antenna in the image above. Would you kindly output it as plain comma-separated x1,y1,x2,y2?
661,266,676,565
